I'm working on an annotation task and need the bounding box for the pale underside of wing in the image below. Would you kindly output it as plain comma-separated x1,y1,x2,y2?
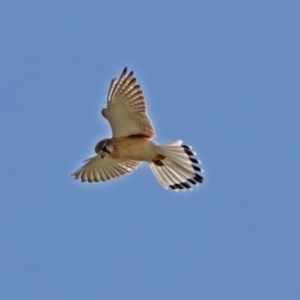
72,155,141,183
103,68,155,139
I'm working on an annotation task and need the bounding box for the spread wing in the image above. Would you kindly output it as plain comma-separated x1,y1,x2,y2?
102,68,155,139
72,155,141,183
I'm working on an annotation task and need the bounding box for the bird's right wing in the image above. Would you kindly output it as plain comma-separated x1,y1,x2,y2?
72,155,141,182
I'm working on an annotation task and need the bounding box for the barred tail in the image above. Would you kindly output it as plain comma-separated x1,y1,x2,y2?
150,140,203,192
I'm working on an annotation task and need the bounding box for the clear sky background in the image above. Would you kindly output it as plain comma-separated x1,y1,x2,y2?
1,1,299,299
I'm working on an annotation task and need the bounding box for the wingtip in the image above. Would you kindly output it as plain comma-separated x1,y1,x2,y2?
121,67,135,79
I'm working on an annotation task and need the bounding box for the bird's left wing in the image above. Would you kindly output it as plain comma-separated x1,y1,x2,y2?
102,68,155,139
72,155,141,182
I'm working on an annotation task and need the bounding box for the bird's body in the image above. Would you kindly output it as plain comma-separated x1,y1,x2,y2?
72,68,204,191
107,136,161,162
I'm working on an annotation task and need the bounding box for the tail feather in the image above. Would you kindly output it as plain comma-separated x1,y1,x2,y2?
150,140,204,192
160,166,179,186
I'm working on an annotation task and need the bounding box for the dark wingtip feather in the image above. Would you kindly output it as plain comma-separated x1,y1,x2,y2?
192,165,202,172
182,145,191,150
194,174,203,183
170,184,182,190
190,157,200,164
170,182,192,191
185,149,195,156
181,182,191,189
128,70,134,79
175,183,184,190
119,67,128,79
188,178,197,185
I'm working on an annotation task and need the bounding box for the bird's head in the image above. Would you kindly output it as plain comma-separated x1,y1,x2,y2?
95,138,114,158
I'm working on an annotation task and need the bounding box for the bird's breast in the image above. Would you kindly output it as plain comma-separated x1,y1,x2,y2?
111,137,159,162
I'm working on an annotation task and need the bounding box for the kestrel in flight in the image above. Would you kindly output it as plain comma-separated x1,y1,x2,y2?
72,68,203,191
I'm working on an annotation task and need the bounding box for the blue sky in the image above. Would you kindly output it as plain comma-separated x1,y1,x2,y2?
1,1,300,299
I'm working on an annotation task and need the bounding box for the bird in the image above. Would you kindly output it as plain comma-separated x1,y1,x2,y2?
72,68,203,191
